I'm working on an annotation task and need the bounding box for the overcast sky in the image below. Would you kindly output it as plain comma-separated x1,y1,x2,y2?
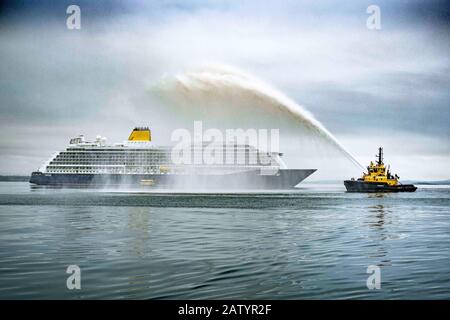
0,0,449,180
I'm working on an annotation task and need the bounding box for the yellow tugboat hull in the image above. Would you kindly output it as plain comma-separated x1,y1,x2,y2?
344,180,417,193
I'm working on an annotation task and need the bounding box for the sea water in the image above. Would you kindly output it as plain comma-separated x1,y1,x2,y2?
0,182,449,299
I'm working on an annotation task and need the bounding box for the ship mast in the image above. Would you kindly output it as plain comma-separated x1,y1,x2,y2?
377,147,383,165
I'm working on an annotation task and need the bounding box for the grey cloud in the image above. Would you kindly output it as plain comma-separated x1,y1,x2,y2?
0,1,448,179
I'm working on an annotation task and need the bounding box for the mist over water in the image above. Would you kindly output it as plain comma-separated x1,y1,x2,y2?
153,64,364,171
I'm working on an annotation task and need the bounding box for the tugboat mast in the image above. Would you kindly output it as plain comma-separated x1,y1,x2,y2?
377,147,383,165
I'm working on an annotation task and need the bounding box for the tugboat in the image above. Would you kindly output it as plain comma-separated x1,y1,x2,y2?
344,147,417,192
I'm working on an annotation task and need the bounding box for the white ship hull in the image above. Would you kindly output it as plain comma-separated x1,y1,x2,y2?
30,169,316,189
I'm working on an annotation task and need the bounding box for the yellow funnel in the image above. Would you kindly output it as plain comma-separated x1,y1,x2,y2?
128,127,151,141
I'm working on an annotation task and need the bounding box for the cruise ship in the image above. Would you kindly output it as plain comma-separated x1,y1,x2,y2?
30,127,316,189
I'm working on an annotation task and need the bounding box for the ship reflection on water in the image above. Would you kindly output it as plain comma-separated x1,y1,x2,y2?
366,201,392,268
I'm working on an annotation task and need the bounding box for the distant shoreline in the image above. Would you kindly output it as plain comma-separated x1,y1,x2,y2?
301,179,450,186
0,176,30,182
1,176,449,185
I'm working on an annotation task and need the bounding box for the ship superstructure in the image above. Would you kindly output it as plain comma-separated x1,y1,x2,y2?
30,127,316,189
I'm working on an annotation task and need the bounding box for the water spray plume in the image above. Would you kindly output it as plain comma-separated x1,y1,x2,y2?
155,64,364,171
